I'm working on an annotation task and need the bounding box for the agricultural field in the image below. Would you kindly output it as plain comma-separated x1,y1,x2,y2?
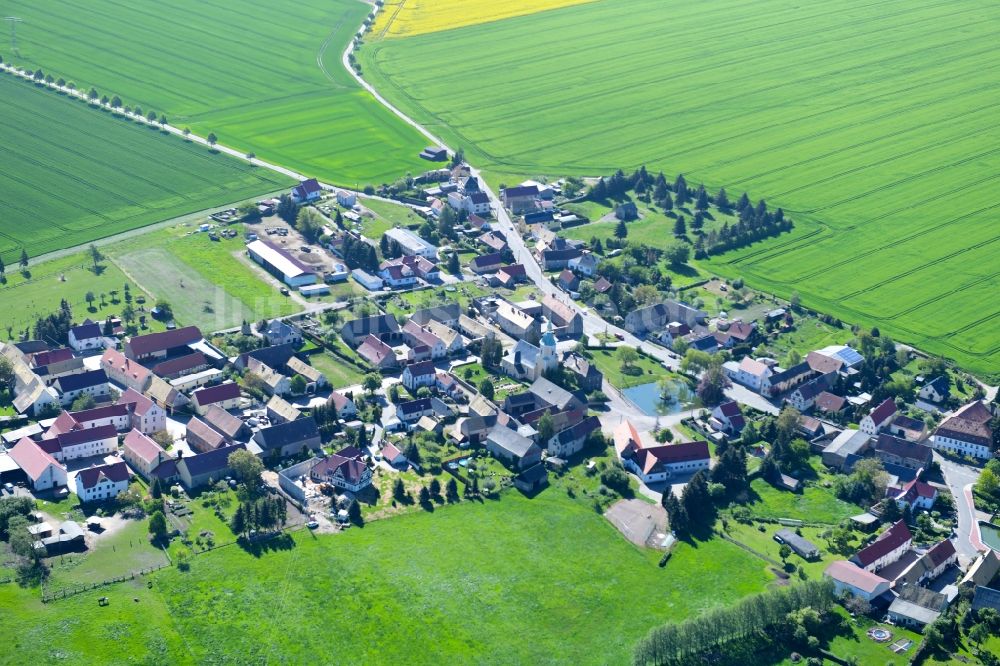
371,0,597,38
3,492,774,664
359,0,1000,379
0,74,290,264
2,0,427,187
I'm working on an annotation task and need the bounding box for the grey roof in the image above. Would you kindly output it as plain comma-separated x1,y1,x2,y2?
776,529,819,557
410,303,461,326
972,586,1000,612
529,377,580,412
179,444,244,478
552,415,600,446
769,361,812,385
487,425,537,458
507,339,540,371
888,598,941,626
252,417,319,451
54,369,108,393
924,375,950,396
342,315,400,339
238,343,297,370
397,397,433,417
264,319,299,339
823,429,871,461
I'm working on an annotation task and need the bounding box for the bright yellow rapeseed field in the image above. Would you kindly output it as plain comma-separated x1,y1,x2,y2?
372,0,597,39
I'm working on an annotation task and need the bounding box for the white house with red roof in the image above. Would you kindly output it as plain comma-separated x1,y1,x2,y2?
710,402,746,435
402,321,447,360
48,404,131,437
122,429,173,480
620,440,711,484
851,520,912,573
932,400,995,460
613,420,644,458
118,388,166,434
328,391,357,420
291,178,322,203
860,398,898,436
9,437,68,491
824,560,891,601
888,477,938,511
380,441,407,468
37,425,119,463
724,356,772,392
74,460,130,503
310,448,372,492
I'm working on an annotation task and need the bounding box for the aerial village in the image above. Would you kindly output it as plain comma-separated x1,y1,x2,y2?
2,161,999,651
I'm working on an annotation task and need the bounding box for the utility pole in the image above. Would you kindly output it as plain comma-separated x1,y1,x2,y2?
4,16,22,56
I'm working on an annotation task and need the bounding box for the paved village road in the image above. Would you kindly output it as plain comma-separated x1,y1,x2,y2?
937,455,985,565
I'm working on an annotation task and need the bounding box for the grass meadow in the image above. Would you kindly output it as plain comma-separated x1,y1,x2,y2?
1,222,301,337
0,74,290,264
1,0,426,187
2,491,775,664
360,0,1000,379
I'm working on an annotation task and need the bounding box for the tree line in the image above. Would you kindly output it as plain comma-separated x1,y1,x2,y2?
632,579,835,665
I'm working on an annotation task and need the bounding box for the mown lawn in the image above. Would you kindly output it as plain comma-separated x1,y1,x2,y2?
2,491,775,664
747,478,859,526
307,351,368,390
584,347,669,389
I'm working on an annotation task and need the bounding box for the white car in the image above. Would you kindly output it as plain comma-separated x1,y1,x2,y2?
306,520,319,529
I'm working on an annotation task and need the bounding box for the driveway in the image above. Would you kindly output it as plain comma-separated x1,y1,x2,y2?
937,454,985,564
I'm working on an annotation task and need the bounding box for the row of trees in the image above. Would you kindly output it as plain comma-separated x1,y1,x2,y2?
662,444,750,536
633,579,834,665
230,496,288,537
0,248,30,278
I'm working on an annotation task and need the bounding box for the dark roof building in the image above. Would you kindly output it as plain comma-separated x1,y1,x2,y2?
252,417,321,458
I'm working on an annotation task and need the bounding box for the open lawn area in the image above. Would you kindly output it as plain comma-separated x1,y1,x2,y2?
3,491,775,664
307,351,368,389
583,347,669,389
360,0,1000,379
359,198,424,239
2,0,426,188
108,225,300,331
0,250,161,339
747,478,860,526
46,519,168,589
0,74,290,264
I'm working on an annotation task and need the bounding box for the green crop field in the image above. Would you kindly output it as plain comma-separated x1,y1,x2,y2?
360,0,1000,379
0,74,290,264
2,0,427,188
2,492,774,664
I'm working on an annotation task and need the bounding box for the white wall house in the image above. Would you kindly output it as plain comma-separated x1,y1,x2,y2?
74,461,131,503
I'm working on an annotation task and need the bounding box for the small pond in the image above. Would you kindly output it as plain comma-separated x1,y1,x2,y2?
980,521,1000,552
622,378,693,417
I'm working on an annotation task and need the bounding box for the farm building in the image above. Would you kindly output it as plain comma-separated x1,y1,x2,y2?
74,461,130,503
384,227,438,259
775,529,820,560
247,239,317,287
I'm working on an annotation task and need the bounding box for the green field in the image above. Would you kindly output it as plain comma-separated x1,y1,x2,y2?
0,74,290,264
2,0,427,188
2,492,774,664
360,0,1000,379
110,227,300,331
